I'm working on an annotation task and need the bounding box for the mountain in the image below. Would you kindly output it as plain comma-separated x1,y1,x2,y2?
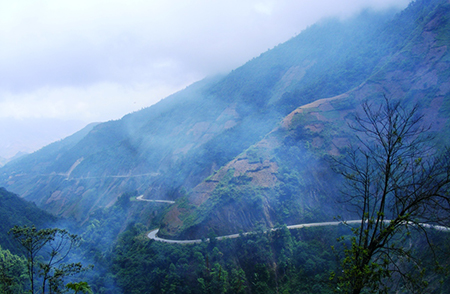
1,0,449,239
0,118,87,160
0,152,28,168
0,187,56,254
158,0,450,239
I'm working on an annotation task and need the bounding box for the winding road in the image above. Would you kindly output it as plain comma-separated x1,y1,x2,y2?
135,197,450,244
146,220,363,244
146,220,450,245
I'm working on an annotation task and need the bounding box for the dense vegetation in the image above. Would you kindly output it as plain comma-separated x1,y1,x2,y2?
113,224,343,293
0,188,56,254
110,223,450,294
1,190,449,294
0,246,27,293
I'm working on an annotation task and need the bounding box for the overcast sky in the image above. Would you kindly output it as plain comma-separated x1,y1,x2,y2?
0,0,411,158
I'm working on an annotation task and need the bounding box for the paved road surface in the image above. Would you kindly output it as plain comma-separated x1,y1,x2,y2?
136,195,175,204
147,220,450,244
147,220,363,244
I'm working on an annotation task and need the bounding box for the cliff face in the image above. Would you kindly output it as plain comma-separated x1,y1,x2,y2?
1,0,449,233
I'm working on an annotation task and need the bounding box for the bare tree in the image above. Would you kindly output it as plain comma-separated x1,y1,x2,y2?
332,97,450,293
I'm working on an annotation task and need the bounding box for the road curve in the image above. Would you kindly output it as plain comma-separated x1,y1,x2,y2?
147,220,363,244
136,196,450,244
136,195,175,204
147,220,450,244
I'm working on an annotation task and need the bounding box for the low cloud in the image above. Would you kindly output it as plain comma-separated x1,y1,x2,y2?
0,0,411,157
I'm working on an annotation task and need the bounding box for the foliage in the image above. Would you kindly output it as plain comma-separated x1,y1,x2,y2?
106,215,450,294
65,281,93,294
0,187,56,254
112,223,344,294
332,97,450,293
9,225,92,294
0,246,27,294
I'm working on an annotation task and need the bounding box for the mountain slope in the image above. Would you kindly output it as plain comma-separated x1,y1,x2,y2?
0,0,448,230
0,187,56,254
158,0,450,239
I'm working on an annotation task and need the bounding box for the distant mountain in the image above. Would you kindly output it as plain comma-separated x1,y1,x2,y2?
0,118,88,159
0,152,28,168
0,0,449,239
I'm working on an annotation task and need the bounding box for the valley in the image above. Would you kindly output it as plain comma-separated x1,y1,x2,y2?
1,0,450,292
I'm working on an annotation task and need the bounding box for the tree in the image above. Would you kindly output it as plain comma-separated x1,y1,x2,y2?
65,281,93,294
0,246,27,294
9,225,91,294
332,97,450,293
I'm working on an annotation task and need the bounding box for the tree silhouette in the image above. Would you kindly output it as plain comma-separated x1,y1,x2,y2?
9,225,91,294
333,97,450,293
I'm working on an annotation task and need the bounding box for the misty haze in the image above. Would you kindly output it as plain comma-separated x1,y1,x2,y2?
1,0,450,293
